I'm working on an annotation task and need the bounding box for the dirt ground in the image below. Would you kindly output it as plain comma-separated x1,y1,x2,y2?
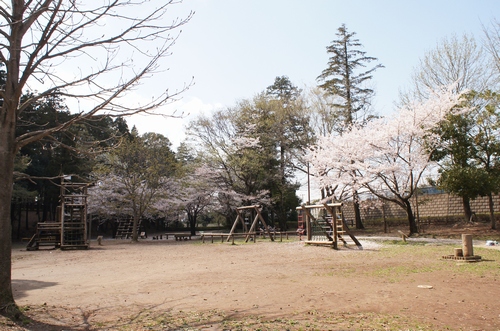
3,223,500,331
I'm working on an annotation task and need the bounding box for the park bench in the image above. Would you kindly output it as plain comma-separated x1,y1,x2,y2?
173,233,192,241
200,232,256,243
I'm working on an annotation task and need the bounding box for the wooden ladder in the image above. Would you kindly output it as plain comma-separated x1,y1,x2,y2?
116,219,141,239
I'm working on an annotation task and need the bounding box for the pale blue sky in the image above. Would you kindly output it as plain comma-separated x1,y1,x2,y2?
128,0,500,148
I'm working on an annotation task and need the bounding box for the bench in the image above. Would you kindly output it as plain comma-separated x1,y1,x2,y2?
174,233,191,241
200,231,298,243
200,232,256,243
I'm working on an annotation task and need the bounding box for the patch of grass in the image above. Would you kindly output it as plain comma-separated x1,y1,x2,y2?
369,264,441,282
367,243,500,280
381,239,428,246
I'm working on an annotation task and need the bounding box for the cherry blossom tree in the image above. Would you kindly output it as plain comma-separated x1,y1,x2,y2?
168,165,219,235
180,128,271,229
88,132,178,240
309,86,466,235
186,108,273,222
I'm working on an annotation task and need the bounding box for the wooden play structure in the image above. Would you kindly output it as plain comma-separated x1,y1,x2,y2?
201,205,291,243
115,219,143,239
27,177,91,250
227,205,275,242
296,203,362,250
227,205,274,242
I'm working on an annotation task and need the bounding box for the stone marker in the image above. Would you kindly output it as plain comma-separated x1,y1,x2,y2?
462,234,473,257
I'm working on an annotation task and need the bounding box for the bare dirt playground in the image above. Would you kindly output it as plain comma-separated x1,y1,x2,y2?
3,223,500,330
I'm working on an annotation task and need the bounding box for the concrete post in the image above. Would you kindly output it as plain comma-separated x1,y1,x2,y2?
462,234,473,257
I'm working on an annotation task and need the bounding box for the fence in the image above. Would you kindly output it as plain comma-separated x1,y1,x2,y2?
341,192,500,223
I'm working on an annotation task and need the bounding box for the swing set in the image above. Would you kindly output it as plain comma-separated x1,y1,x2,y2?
200,205,296,243
227,205,275,242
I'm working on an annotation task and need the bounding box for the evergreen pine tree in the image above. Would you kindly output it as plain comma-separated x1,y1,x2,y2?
317,24,383,230
317,24,383,129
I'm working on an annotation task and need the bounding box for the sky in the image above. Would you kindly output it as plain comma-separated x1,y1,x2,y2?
124,0,500,199
128,0,500,146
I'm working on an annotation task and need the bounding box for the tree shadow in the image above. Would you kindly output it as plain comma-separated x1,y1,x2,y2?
12,279,58,300
1,305,82,331
2,294,295,330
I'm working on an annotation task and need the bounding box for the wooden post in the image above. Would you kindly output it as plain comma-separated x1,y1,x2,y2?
304,205,311,241
246,213,260,242
454,248,463,257
227,210,243,242
255,207,274,242
462,234,473,257
323,204,338,245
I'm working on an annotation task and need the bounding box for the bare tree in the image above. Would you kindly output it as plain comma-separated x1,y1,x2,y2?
484,19,500,78
0,0,192,313
401,33,495,102
400,33,497,224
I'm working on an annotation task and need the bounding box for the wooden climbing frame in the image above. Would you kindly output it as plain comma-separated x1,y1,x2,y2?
296,203,362,250
27,176,91,250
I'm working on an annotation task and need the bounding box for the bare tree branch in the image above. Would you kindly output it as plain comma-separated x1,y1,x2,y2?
0,0,193,310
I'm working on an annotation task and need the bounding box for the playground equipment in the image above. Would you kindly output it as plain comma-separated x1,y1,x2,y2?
201,205,296,243
27,177,91,250
296,203,362,250
115,219,143,239
226,205,275,242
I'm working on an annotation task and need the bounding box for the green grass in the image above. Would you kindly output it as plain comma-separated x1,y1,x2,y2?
373,242,500,279
316,241,500,282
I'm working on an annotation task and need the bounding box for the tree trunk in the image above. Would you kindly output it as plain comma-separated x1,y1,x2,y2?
404,199,418,235
382,203,387,233
353,190,364,229
189,212,197,236
462,196,473,222
277,207,287,231
132,214,140,242
25,200,30,231
17,199,22,240
488,193,496,230
0,131,16,311
42,192,49,222
1,1,24,309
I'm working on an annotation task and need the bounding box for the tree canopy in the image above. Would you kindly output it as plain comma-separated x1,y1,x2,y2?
309,86,466,235
89,131,178,241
